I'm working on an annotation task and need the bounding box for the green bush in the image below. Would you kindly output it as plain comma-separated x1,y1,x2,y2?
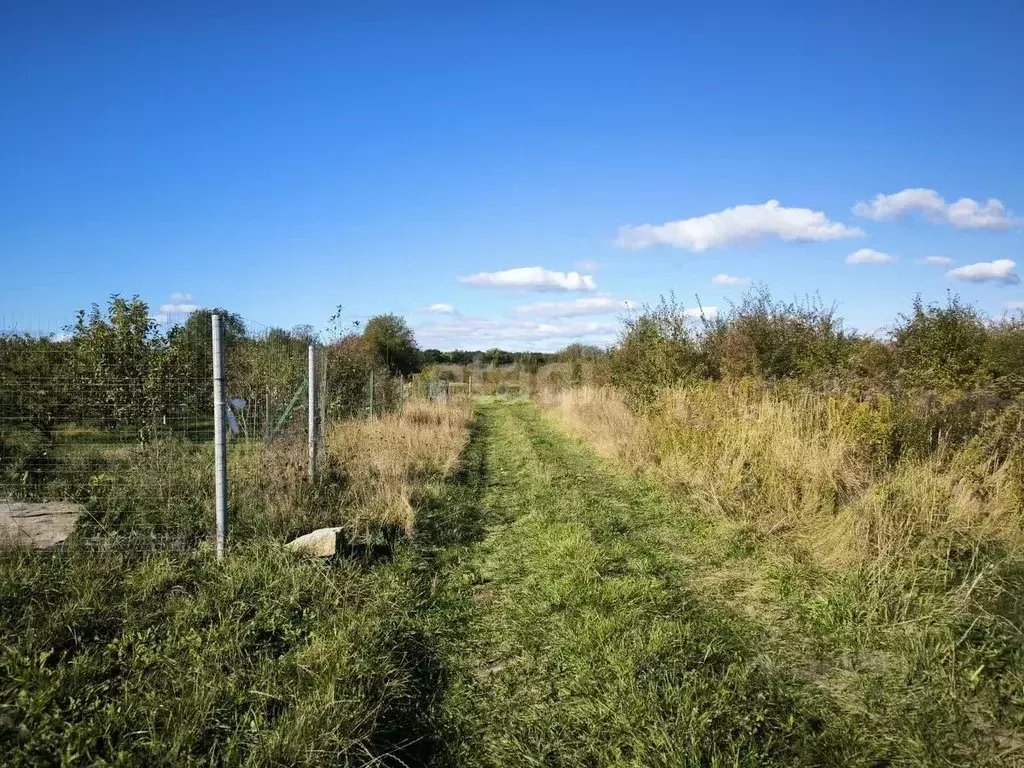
892,294,989,389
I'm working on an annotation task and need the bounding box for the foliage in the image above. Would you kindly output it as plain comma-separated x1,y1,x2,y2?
892,294,990,389
611,292,706,405
69,296,162,435
421,348,559,367
361,314,420,377
705,286,857,381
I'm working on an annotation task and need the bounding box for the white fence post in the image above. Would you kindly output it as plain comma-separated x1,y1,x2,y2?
308,344,317,482
212,314,228,559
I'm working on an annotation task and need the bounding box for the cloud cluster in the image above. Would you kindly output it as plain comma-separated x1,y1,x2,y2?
920,256,953,266
946,259,1020,284
512,296,635,317
617,200,862,252
459,266,597,292
853,188,1018,230
421,303,457,314
415,316,619,352
711,273,751,286
1006,301,1024,312
846,248,893,264
152,293,200,324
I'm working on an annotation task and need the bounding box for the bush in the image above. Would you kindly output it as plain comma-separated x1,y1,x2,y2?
705,286,858,382
612,293,706,405
891,294,989,389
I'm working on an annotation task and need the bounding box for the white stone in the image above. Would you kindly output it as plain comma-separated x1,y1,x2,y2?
284,527,344,557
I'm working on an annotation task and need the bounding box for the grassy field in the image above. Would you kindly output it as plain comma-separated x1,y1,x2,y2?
2,395,1022,765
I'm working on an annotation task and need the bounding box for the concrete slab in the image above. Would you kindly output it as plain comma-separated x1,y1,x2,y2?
0,499,82,549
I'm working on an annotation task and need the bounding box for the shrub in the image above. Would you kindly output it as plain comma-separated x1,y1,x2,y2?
611,293,706,405
891,294,990,389
705,286,858,382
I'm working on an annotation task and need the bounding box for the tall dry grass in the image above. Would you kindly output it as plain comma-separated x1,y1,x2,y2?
544,384,1023,568
324,397,473,536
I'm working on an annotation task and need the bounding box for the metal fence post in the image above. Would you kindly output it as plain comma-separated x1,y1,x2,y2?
212,314,228,559
264,388,270,440
308,344,317,482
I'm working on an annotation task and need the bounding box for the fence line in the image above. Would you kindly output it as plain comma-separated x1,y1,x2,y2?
1,311,411,554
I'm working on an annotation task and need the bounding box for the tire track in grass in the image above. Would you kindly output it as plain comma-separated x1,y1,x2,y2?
434,400,874,767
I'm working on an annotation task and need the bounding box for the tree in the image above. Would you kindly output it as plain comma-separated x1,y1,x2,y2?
70,295,161,433
361,314,420,376
0,334,73,441
156,309,246,424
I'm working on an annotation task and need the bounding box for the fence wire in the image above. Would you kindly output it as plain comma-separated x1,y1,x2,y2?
1,309,414,553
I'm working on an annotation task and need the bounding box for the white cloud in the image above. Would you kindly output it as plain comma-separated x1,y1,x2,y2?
920,256,953,266
512,296,635,317
711,273,751,286
169,292,193,302
852,188,1019,230
946,259,1020,284
846,248,893,264
458,266,597,292
421,303,457,314
617,200,862,252
1005,300,1024,312
574,259,599,270
415,315,619,352
159,303,201,314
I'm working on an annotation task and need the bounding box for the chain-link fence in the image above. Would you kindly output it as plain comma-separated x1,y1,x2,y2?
1,306,408,554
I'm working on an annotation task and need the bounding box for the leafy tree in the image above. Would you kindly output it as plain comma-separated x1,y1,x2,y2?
70,296,161,434
154,309,246,424
362,314,420,377
0,334,73,440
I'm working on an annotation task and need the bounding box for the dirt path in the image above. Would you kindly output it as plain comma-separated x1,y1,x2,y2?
427,400,867,766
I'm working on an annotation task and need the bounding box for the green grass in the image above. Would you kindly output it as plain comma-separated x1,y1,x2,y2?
427,401,1023,766
429,401,862,765
2,399,1022,765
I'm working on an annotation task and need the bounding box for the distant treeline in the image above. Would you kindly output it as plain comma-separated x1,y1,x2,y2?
421,344,606,369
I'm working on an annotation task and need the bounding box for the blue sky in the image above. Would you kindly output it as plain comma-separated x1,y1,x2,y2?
2,1,1022,350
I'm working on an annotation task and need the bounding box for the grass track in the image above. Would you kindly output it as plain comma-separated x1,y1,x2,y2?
5,398,1015,765
426,400,874,766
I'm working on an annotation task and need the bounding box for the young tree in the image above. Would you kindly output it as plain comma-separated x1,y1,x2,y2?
361,314,420,376
70,295,160,433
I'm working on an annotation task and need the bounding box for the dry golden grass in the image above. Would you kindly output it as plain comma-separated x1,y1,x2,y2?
544,384,1022,568
324,397,474,536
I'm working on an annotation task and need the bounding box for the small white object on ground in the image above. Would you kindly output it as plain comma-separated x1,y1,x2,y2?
285,527,344,557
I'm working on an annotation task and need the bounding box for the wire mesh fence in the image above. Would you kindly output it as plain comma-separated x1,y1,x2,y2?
0,305,412,554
